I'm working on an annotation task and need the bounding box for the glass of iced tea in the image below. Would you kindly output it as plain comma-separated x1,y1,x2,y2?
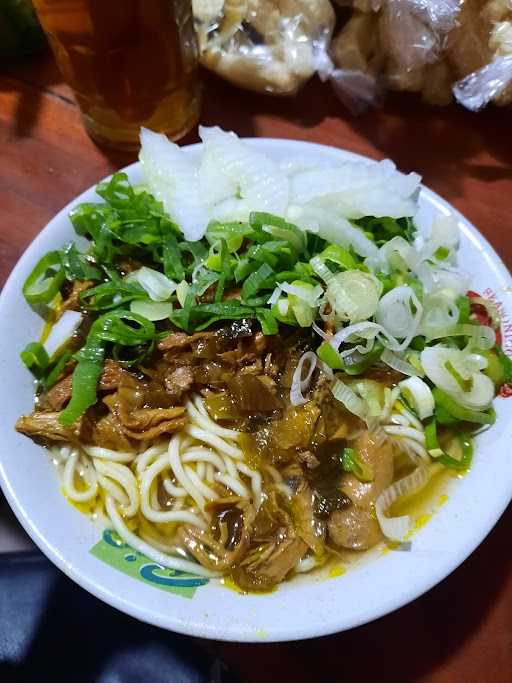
32,0,201,150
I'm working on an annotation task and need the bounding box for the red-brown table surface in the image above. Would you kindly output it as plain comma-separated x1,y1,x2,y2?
1,51,511,683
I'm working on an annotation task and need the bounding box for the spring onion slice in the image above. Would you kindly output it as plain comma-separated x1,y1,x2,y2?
176,280,190,308
425,420,474,470
331,378,368,420
129,266,177,301
330,321,400,353
432,387,496,425
20,342,49,379
381,349,422,377
421,346,495,410
375,464,441,541
59,311,155,426
23,251,65,305
43,310,83,359
290,351,317,406
130,300,173,321
376,285,422,350
399,376,434,419
341,447,373,482
427,323,496,350
327,271,381,322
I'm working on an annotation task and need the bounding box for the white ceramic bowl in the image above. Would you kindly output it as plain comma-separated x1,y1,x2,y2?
1,139,511,642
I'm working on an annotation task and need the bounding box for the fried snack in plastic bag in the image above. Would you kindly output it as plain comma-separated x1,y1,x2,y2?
453,1,512,109
331,0,462,110
192,0,335,95
331,0,512,111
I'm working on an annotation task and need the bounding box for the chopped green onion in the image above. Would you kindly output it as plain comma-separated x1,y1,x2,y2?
319,244,356,270
20,342,49,379
130,300,173,321
434,246,450,260
425,419,473,470
59,310,155,426
399,376,434,419
60,243,102,281
494,345,512,383
241,263,274,302
41,350,73,391
80,280,146,311
317,342,344,370
432,387,496,425
340,447,373,482
161,224,185,281
23,251,65,305
176,280,190,308
331,378,368,420
445,360,473,392
129,266,176,302
250,212,306,253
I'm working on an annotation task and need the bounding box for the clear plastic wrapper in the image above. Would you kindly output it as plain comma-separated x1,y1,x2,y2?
453,12,512,109
192,0,336,95
331,0,512,111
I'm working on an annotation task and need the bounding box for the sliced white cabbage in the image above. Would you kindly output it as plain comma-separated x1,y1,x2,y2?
199,126,289,216
288,205,379,259
199,143,237,207
209,196,251,223
44,310,83,358
289,159,420,219
420,345,495,410
139,128,208,241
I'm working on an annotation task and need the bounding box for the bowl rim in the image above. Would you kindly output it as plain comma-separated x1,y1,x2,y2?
1,137,511,642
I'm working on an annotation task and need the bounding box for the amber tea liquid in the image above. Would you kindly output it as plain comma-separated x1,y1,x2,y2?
33,0,201,150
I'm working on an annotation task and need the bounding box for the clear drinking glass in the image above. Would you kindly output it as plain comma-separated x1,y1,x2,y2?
32,0,201,150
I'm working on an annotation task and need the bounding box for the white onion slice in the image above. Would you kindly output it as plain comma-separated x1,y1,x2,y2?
290,351,317,406
375,465,440,541
44,311,83,358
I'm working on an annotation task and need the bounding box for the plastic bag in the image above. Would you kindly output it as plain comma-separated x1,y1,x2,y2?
192,0,336,95
453,13,512,109
330,0,512,111
330,0,463,112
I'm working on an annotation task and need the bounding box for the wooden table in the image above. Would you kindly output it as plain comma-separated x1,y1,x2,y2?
1,50,511,683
